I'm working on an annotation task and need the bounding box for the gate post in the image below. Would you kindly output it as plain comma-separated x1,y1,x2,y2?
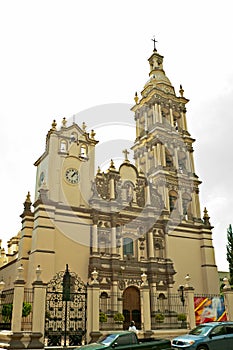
12,265,25,332
140,273,151,335
223,277,233,321
87,269,101,343
31,265,47,345
184,275,195,329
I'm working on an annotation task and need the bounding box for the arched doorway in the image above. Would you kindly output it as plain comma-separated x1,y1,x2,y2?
123,286,141,330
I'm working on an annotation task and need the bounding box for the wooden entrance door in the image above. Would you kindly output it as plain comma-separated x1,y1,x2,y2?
123,286,141,330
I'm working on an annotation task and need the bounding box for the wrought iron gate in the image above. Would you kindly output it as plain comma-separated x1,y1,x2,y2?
45,265,87,346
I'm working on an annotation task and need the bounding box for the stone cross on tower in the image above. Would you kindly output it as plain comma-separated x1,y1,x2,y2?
122,149,130,162
151,37,158,52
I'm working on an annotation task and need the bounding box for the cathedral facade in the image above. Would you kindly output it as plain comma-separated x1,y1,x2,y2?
0,47,219,330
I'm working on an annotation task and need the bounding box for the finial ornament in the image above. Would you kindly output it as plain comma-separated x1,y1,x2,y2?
203,207,210,225
51,120,57,130
62,117,67,128
134,92,139,104
223,277,231,290
109,159,115,170
179,84,184,97
36,265,42,281
90,129,96,139
17,264,24,280
141,272,148,286
151,36,158,52
23,191,32,213
25,192,31,203
91,268,99,284
82,122,87,132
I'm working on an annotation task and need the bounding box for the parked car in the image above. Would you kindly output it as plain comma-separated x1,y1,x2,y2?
171,321,233,349
77,331,171,349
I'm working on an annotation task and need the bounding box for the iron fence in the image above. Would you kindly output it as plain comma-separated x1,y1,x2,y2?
22,288,33,331
0,288,14,330
99,292,122,330
151,293,188,329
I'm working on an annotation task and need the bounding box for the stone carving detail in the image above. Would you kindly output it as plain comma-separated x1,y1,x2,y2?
117,278,142,290
150,186,163,210
135,178,146,207
95,173,109,200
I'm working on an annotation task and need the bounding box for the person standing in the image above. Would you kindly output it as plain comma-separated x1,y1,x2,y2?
128,320,137,333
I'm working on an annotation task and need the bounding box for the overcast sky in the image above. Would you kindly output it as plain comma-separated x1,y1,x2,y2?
1,0,233,272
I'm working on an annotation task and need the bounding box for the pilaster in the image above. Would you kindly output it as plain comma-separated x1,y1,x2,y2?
86,270,101,343
223,278,233,321
140,273,151,332
12,266,25,333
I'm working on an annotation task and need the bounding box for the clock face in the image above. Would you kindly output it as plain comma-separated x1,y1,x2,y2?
65,168,80,184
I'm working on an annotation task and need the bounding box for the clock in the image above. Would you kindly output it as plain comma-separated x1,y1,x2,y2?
65,168,80,184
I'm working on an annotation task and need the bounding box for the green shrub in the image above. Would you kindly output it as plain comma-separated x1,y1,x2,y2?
155,313,165,322
177,313,187,322
1,302,32,322
99,312,107,323
113,312,125,323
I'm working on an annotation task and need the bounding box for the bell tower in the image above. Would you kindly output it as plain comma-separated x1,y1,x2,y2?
34,118,98,208
131,45,219,293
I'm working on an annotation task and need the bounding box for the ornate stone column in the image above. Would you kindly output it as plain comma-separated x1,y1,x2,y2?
136,116,140,139
184,275,196,329
109,177,115,200
144,111,148,133
153,145,158,167
92,214,99,254
140,273,151,334
158,103,162,123
148,231,154,259
112,280,118,313
145,184,151,206
181,109,188,131
161,144,166,166
145,148,149,174
111,216,117,255
169,106,174,126
157,143,162,166
87,269,101,343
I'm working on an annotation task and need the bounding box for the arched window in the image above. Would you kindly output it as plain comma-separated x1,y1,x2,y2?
182,193,192,220
123,237,134,256
178,151,186,172
123,181,134,203
70,132,77,143
60,140,67,153
169,190,178,212
100,292,108,313
80,144,88,159
165,149,173,168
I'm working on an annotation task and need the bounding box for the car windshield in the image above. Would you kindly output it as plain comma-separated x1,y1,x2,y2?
189,325,213,336
97,334,117,345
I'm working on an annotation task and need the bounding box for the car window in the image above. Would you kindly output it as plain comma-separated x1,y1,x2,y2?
98,334,117,345
210,325,225,337
225,325,233,334
189,325,212,336
117,334,132,345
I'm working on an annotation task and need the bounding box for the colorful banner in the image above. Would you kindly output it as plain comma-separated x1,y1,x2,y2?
194,296,227,324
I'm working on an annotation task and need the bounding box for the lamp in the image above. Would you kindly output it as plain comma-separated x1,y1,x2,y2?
178,285,185,306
